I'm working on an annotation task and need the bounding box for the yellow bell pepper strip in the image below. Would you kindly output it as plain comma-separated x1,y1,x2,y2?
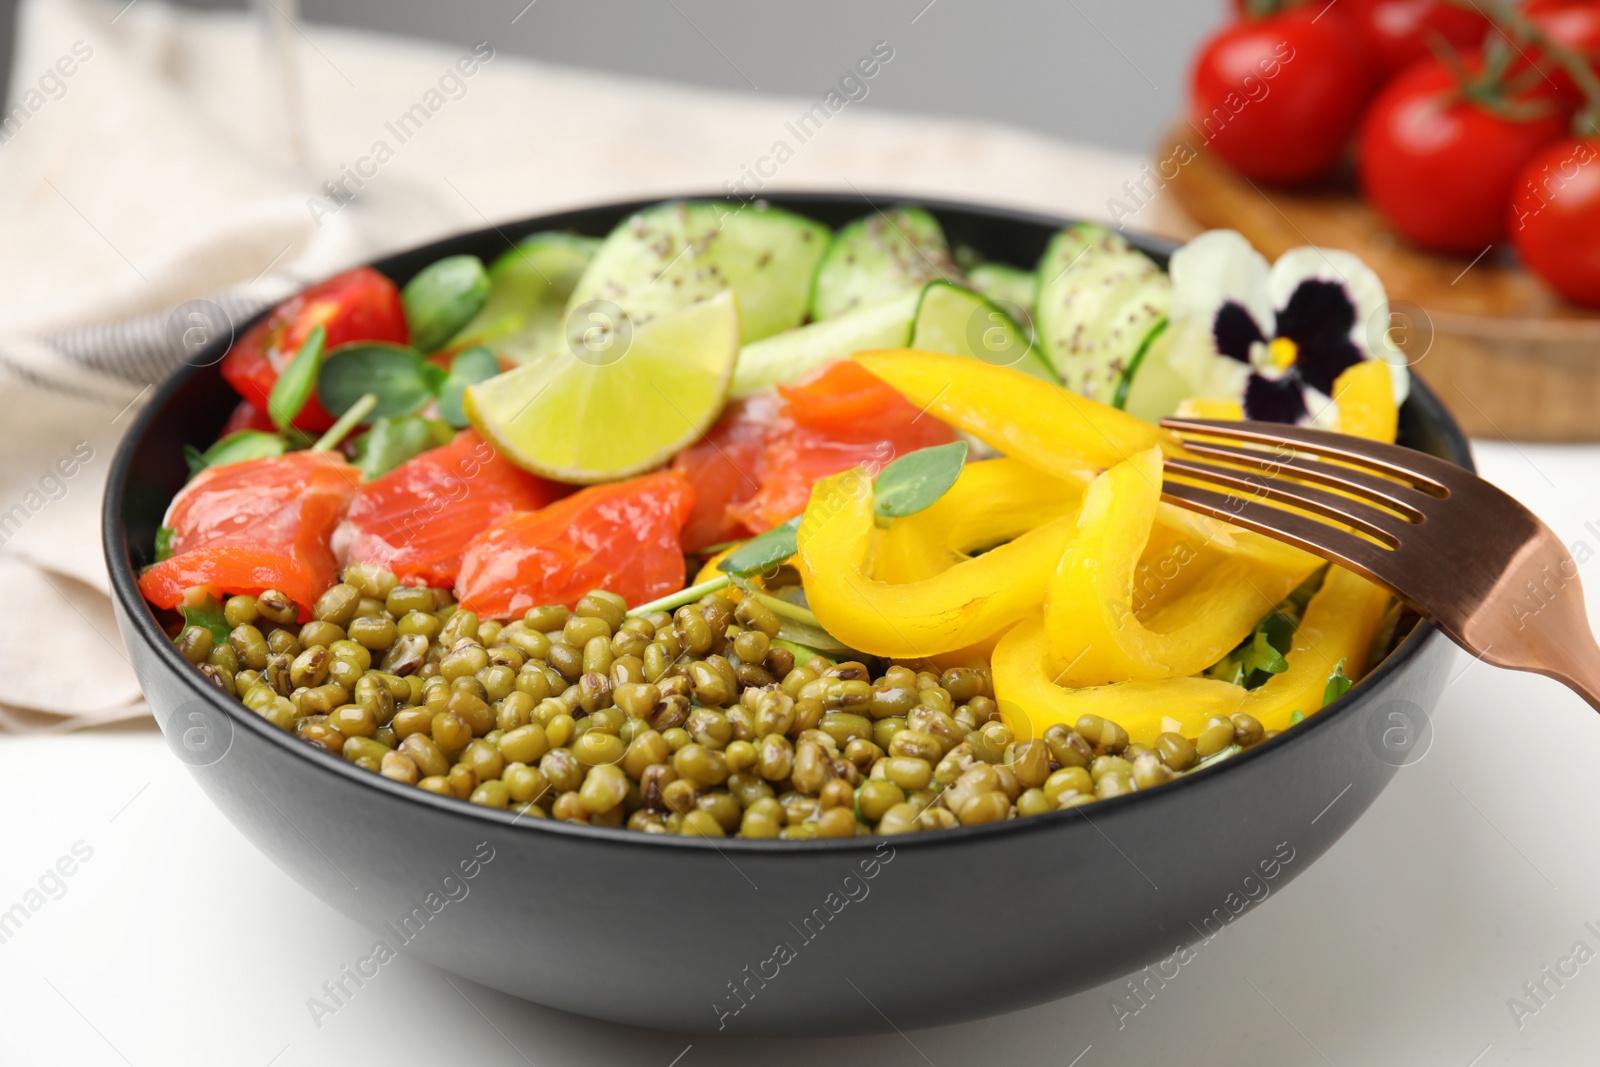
854,350,1318,580
1046,447,1309,686
875,457,1084,584
994,613,1248,744
1237,566,1394,731
1333,359,1400,444
797,469,1078,658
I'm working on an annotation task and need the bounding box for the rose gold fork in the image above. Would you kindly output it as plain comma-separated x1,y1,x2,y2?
1157,417,1600,712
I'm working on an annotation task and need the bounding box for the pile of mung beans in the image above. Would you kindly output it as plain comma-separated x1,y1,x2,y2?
172,562,1271,838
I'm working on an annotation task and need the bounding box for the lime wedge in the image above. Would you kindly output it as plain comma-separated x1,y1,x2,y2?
464,291,739,483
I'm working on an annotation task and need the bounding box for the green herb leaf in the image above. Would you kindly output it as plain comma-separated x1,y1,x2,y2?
1242,628,1289,677
436,346,502,429
184,430,287,479
1288,709,1305,726
873,441,969,520
317,341,436,420
268,324,326,431
403,255,491,353
717,517,800,577
1322,659,1353,707
626,575,734,617
179,596,232,645
154,527,175,563
352,415,454,481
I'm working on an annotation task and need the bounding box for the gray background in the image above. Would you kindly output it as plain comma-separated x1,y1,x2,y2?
0,0,1224,156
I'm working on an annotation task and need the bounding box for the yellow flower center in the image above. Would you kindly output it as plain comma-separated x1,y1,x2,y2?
1267,336,1299,371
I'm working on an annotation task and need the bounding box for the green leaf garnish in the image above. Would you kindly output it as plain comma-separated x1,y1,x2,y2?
717,517,800,577
317,341,436,420
154,527,175,563
403,255,491,353
1322,659,1353,707
352,415,454,480
436,346,501,429
1242,628,1289,677
179,596,231,644
626,575,734,617
1288,709,1306,726
184,430,287,478
268,324,326,431
873,441,968,521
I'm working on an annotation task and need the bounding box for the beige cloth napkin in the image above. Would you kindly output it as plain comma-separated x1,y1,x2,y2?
0,0,1172,730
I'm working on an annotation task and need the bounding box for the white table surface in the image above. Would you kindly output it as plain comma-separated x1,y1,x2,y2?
4,440,1600,1067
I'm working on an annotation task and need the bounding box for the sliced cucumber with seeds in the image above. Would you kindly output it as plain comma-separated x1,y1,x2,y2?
730,288,919,398
910,281,1057,382
1035,224,1170,404
968,262,1039,336
809,205,961,321
1118,320,1196,422
447,232,599,364
564,201,828,344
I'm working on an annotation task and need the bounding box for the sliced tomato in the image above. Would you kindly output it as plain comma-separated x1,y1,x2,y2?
333,430,568,588
456,472,696,618
221,267,407,432
728,360,959,533
219,400,278,437
141,451,360,616
669,396,777,552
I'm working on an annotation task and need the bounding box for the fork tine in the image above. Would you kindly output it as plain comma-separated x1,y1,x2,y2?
1159,480,1405,598
1161,417,1456,495
1175,439,1430,522
1165,458,1408,547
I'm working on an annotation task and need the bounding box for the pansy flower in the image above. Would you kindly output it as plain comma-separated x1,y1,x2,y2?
1164,230,1408,428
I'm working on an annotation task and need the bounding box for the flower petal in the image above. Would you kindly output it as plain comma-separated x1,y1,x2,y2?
1268,247,1409,405
1214,302,1266,364
1166,230,1273,402
1243,375,1309,424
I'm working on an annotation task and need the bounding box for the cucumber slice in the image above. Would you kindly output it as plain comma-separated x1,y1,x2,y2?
1035,224,1170,404
910,281,1057,382
565,201,828,344
730,289,919,398
447,232,599,363
967,262,1039,339
809,206,960,321
1119,323,1196,423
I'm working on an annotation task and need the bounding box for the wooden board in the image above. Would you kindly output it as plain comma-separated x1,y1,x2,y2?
1159,123,1600,442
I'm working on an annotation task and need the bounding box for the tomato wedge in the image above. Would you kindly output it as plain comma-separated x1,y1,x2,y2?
456,472,696,617
728,360,959,532
669,396,775,552
140,451,360,616
221,267,407,432
333,430,568,588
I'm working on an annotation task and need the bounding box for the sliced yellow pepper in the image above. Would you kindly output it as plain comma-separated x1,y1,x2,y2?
1237,566,1393,731
875,458,1083,583
1046,448,1307,686
855,350,1317,579
797,470,1077,658
1333,359,1399,444
994,613,1248,743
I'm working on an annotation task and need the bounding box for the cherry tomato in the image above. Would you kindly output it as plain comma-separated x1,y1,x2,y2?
333,430,569,588
1510,138,1600,305
221,267,407,432
1191,6,1372,184
218,400,277,437
1344,0,1490,80
139,451,360,615
1522,0,1600,107
456,472,697,617
670,397,776,553
1358,57,1570,254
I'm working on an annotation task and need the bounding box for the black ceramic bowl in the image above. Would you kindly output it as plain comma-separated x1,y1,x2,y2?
105,193,1471,1037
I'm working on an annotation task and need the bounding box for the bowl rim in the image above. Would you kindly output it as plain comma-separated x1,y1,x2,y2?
103,191,1476,857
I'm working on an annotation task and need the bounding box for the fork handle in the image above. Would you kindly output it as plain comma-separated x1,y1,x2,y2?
1463,566,1600,715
